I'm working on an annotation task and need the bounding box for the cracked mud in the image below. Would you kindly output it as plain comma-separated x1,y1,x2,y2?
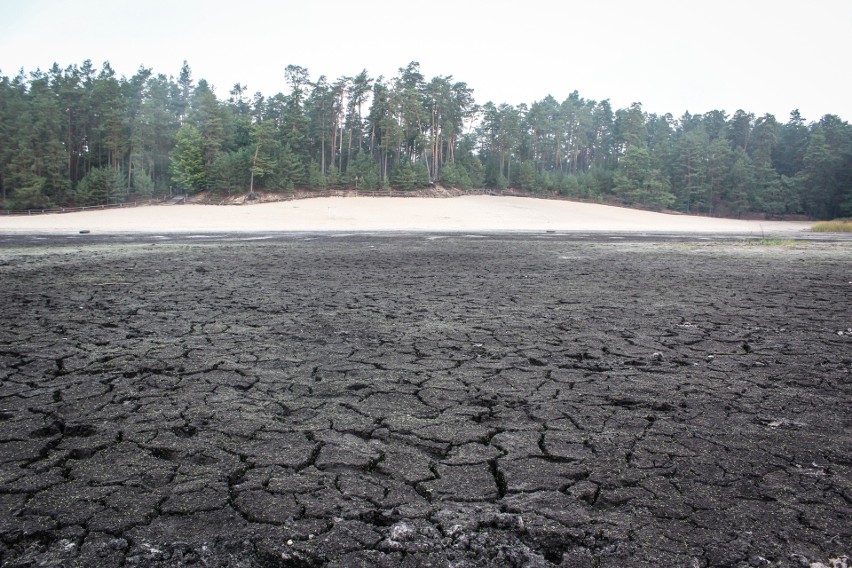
0,234,849,567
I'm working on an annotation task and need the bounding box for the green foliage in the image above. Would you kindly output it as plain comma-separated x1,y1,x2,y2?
613,146,675,210
348,153,380,190
636,174,676,211
796,116,852,218
210,149,251,195
275,145,306,190
724,148,752,216
440,162,475,189
325,168,345,191
416,161,431,188
516,161,537,192
556,174,577,197
391,160,429,190
4,178,50,210
483,158,510,189
742,238,799,246
1,60,850,218
308,160,326,191
462,156,485,188
131,171,155,199
76,166,125,205
170,124,206,192
773,110,808,177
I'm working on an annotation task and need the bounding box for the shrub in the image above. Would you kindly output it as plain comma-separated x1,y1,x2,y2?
76,167,126,206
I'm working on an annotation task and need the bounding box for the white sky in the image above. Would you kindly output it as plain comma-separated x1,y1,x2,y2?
1,0,849,123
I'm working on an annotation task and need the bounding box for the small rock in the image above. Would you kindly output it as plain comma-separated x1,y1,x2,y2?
390,522,416,542
651,352,664,362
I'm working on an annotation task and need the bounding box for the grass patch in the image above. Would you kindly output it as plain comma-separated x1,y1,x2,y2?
811,219,852,232
742,238,800,246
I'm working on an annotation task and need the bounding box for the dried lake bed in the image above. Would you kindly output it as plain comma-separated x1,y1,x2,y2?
0,232,849,567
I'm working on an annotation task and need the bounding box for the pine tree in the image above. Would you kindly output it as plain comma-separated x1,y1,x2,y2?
171,124,206,192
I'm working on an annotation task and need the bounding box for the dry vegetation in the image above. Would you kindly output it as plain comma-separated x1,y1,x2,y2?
811,219,852,232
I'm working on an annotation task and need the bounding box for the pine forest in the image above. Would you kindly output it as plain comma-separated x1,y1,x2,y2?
0,60,849,218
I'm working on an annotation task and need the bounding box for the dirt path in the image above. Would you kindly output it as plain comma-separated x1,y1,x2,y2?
0,235,849,567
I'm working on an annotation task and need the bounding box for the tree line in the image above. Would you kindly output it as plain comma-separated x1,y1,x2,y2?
0,60,849,218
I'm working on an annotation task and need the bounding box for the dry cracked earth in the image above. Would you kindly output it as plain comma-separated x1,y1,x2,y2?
0,233,849,568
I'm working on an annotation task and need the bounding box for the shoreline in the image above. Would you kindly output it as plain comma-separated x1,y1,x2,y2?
0,195,813,234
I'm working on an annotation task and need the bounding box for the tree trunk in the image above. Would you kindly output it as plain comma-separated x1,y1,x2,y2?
67,108,73,184
127,148,133,194
347,127,353,175
382,150,388,184
249,140,260,196
330,122,337,174
338,119,344,175
321,135,326,177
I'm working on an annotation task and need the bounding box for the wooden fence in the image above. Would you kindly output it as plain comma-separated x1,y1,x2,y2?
0,198,174,216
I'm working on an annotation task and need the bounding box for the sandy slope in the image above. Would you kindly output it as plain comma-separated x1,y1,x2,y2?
0,196,811,233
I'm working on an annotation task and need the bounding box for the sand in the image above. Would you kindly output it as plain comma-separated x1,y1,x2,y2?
0,195,812,233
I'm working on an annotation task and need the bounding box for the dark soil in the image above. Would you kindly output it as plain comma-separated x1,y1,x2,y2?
0,234,849,567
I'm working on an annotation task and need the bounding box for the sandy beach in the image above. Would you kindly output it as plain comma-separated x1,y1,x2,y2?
0,195,812,233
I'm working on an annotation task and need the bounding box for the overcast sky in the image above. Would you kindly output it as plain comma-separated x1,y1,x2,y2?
1,0,849,122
